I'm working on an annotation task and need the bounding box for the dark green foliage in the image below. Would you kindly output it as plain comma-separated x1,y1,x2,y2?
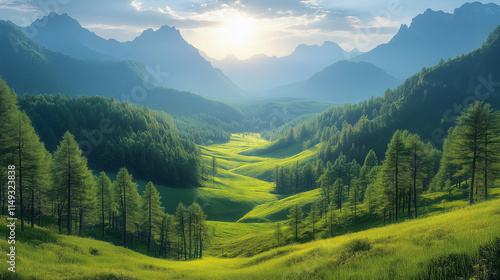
89,248,101,256
18,94,200,187
274,160,320,195
115,167,140,248
449,101,500,205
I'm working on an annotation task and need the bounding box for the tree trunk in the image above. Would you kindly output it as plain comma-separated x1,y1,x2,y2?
123,184,127,248
484,134,488,201
102,179,105,239
147,193,151,255
31,188,34,227
79,209,83,236
470,143,477,205
67,139,72,235
18,121,24,232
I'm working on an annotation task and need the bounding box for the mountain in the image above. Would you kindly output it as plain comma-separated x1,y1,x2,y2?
210,42,362,91
0,20,148,97
278,23,500,166
23,13,241,99
269,60,401,103
354,2,500,79
0,20,244,125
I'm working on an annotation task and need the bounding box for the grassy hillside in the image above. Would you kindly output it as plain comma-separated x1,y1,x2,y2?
1,198,498,279
238,189,321,223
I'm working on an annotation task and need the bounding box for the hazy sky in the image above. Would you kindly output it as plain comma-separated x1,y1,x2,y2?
2,0,500,59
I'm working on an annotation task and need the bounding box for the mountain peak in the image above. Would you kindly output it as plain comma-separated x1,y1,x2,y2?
455,1,500,16
135,25,183,42
30,12,82,31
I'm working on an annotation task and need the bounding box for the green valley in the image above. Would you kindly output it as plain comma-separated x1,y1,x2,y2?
1,2,500,279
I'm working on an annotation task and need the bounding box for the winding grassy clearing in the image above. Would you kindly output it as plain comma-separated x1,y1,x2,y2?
109,133,317,223
1,198,498,280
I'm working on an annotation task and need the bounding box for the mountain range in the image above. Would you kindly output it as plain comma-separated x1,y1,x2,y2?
209,2,500,102
209,42,362,91
354,2,500,79
268,60,401,103
4,2,500,105
0,20,243,122
23,12,241,99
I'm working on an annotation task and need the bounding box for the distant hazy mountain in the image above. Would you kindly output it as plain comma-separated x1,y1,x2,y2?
270,60,401,103
24,13,125,61
210,42,362,91
0,20,243,121
355,2,500,79
22,13,241,99
0,20,148,97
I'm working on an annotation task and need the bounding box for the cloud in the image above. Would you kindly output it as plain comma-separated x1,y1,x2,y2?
0,0,37,13
131,0,142,11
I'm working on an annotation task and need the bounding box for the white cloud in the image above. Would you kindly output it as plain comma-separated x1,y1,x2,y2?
131,0,142,11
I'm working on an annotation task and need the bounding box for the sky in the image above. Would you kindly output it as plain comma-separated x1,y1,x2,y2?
2,0,500,60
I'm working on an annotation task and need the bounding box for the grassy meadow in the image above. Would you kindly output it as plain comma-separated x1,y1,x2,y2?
1,133,499,279
0,197,498,279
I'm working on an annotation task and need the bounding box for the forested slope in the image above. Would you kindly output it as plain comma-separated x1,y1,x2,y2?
277,25,500,166
18,94,200,187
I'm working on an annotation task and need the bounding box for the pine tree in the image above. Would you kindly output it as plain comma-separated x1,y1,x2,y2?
318,162,334,211
481,106,500,201
188,203,206,258
333,178,345,212
406,134,427,219
10,111,44,232
287,204,303,241
96,172,112,238
451,101,489,205
0,81,18,216
349,180,361,220
175,202,188,260
52,131,90,235
115,167,140,248
308,203,320,239
381,130,408,222
141,181,165,255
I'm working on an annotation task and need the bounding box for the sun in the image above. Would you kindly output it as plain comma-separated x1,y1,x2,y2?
221,13,257,45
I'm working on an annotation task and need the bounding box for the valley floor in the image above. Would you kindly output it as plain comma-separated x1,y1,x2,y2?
1,198,499,279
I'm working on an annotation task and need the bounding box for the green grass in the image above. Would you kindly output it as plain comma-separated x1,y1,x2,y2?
1,199,498,279
238,189,322,223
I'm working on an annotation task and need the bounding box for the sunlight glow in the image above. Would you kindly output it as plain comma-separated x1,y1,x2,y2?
220,13,257,46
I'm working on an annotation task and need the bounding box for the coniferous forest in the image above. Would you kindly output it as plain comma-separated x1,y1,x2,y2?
1,2,500,280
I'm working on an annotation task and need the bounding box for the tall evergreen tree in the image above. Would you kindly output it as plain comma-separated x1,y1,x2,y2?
115,167,140,248
287,204,303,241
308,203,320,239
52,131,90,235
96,172,112,238
406,134,427,219
141,181,165,255
480,106,500,201
382,130,408,222
451,101,489,205
175,202,188,260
